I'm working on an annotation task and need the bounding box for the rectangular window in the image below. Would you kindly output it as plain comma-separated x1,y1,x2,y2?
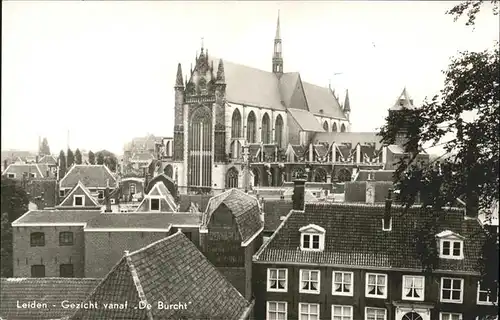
59,189,65,197
59,232,74,246
7,173,16,178
73,195,84,206
440,240,463,259
365,273,387,298
31,265,45,278
332,271,353,296
267,268,288,292
29,173,36,178
365,307,387,320
97,190,104,199
332,305,352,320
150,198,160,211
30,232,45,247
59,264,74,277
477,281,499,305
301,233,322,250
267,301,287,320
402,275,425,301
299,270,320,294
129,183,136,194
440,313,462,320
440,277,464,303
299,303,319,320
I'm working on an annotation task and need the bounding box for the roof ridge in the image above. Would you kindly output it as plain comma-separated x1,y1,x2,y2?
124,251,154,320
254,209,296,261
127,230,182,257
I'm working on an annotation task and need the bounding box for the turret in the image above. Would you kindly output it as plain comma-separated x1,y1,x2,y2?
343,89,351,120
272,11,283,77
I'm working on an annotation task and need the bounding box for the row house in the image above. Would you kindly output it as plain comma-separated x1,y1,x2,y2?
59,164,117,202
253,180,498,320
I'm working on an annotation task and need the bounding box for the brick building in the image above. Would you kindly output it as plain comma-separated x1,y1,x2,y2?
252,181,498,320
59,165,117,202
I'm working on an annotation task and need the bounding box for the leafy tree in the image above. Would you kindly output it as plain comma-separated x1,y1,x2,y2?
75,149,83,165
96,152,105,165
67,148,75,168
88,150,96,165
96,150,118,172
379,0,499,298
39,137,51,156
58,150,67,178
1,177,29,277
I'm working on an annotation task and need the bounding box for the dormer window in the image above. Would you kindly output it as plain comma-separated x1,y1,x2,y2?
73,195,84,207
299,224,325,251
437,231,464,260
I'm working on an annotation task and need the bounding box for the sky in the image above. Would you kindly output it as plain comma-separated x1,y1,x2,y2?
2,1,498,155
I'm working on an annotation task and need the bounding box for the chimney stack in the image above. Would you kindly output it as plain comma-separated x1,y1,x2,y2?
292,179,306,210
383,188,393,231
104,179,112,213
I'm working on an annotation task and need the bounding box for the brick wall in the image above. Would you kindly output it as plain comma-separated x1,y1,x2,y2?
345,181,367,202
13,226,85,277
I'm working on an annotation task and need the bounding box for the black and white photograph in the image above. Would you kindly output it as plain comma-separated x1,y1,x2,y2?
0,1,498,319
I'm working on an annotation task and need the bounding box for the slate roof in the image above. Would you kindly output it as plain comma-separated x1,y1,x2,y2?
60,165,117,189
314,132,383,149
70,231,252,320
336,143,355,161
203,189,263,243
2,164,45,178
288,108,325,132
84,213,202,229
278,72,300,107
254,203,486,273
390,87,416,111
0,278,101,320
313,144,329,159
356,170,396,182
12,210,102,226
302,81,346,120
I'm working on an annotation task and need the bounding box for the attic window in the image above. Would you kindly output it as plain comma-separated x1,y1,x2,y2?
437,231,464,260
299,224,325,251
30,173,36,178
73,195,84,207
150,198,160,211
97,190,104,200
7,173,15,178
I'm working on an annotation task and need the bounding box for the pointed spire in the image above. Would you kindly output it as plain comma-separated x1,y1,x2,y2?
216,59,225,83
275,10,281,40
343,89,351,113
175,63,183,88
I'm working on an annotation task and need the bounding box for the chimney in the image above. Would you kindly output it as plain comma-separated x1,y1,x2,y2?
104,179,112,213
3,160,7,171
383,188,393,231
366,181,375,204
292,179,306,210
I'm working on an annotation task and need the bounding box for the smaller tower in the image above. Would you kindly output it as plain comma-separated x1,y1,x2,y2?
173,63,185,161
272,11,283,77
389,87,416,147
343,89,351,121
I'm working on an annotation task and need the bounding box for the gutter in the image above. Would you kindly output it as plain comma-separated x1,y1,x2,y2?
238,299,255,320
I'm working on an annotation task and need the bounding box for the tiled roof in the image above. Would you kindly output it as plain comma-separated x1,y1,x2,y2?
2,164,45,178
60,165,117,189
70,232,252,320
203,189,263,243
314,132,383,149
0,278,101,320
145,173,176,196
131,152,155,162
137,181,178,212
290,145,306,158
58,181,100,208
278,72,300,107
26,179,58,208
12,209,102,226
336,144,354,161
302,81,347,120
84,213,201,229
254,203,485,273
38,155,58,165
390,87,416,111
208,57,285,110
313,144,329,158
288,108,325,132
356,170,396,182
263,200,293,231
179,194,212,212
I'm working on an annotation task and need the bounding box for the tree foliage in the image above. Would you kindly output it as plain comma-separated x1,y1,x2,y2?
447,0,498,26
1,177,29,277
58,150,66,178
88,150,96,165
379,1,499,295
96,152,105,165
67,148,75,169
39,137,51,156
75,148,82,165
96,150,117,172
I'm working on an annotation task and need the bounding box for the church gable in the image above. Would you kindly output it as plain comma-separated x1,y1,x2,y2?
286,73,309,111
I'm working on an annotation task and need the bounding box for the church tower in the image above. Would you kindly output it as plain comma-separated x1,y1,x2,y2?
173,63,185,161
389,87,416,147
272,11,283,77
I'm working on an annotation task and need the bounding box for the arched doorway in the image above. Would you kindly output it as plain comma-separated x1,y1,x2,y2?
402,312,423,320
337,168,351,182
226,167,239,189
164,164,173,178
313,167,327,182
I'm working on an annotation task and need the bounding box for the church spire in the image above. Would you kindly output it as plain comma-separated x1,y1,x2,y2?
343,89,351,120
272,10,283,77
216,59,225,83
175,63,184,88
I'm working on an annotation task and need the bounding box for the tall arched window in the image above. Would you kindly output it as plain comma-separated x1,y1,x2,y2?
275,115,284,148
340,123,346,132
261,113,271,144
231,109,242,138
314,167,327,182
247,111,257,143
230,140,242,159
323,121,329,132
226,167,239,189
332,123,338,132
188,106,212,188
